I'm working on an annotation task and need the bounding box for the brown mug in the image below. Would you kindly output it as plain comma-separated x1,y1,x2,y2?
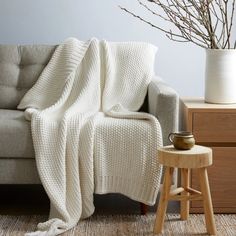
168,131,195,150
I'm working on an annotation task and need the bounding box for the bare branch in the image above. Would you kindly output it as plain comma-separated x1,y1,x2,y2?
224,0,236,48
119,0,236,49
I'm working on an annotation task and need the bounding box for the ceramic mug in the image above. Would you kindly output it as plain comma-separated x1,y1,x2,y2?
168,131,195,150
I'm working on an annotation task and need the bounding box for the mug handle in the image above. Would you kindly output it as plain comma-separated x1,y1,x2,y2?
168,133,175,143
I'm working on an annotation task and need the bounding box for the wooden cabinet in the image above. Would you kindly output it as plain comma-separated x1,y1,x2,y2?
182,98,236,213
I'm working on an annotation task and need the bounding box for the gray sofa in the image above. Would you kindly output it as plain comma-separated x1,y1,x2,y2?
0,44,179,185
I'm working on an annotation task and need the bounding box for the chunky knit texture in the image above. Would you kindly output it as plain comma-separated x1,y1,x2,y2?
18,38,163,236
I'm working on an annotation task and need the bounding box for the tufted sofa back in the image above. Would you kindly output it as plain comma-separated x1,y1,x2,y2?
0,44,149,112
0,45,56,109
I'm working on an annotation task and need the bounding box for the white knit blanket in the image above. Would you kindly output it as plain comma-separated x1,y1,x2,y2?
18,38,163,236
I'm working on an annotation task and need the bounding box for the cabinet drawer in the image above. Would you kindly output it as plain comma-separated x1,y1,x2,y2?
191,147,236,211
193,112,236,143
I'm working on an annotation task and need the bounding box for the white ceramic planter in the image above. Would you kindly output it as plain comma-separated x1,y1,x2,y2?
205,49,236,104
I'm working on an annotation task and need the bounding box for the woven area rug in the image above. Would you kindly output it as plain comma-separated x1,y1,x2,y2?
0,214,236,235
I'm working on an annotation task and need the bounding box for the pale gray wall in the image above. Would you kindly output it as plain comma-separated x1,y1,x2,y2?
0,0,211,97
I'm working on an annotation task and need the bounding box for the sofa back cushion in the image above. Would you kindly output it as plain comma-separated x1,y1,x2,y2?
0,45,56,109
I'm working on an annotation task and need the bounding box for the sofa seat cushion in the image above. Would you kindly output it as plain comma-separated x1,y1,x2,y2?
0,109,34,158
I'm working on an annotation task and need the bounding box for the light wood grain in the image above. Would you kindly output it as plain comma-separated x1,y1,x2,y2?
169,194,203,201
183,98,236,213
186,187,201,195
180,168,190,220
183,97,236,110
158,145,212,168
191,147,236,212
169,187,184,196
198,168,217,235
154,145,216,235
153,167,174,234
193,112,236,143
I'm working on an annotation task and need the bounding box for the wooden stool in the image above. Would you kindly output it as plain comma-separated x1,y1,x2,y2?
153,145,216,235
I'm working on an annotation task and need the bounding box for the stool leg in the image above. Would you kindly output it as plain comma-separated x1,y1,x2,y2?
198,167,216,235
154,167,174,234
180,168,190,220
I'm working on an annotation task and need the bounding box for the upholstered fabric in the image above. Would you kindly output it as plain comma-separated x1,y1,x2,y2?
0,76,177,158
0,109,34,158
0,45,56,109
147,77,179,185
0,77,179,184
0,44,179,188
0,159,40,184
148,76,179,146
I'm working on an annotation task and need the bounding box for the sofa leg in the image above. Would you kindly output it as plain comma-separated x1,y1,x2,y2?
140,203,148,215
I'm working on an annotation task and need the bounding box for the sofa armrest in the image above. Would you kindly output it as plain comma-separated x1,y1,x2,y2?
148,76,179,146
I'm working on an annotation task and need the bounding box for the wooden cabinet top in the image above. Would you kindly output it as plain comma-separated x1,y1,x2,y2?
182,98,236,112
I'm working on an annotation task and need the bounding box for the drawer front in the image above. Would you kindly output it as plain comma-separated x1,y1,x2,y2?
191,147,236,210
193,112,236,143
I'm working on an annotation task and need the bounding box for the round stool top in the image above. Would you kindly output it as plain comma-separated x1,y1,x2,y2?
158,145,212,168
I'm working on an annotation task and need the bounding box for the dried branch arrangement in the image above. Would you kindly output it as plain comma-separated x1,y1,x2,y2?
119,0,236,49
